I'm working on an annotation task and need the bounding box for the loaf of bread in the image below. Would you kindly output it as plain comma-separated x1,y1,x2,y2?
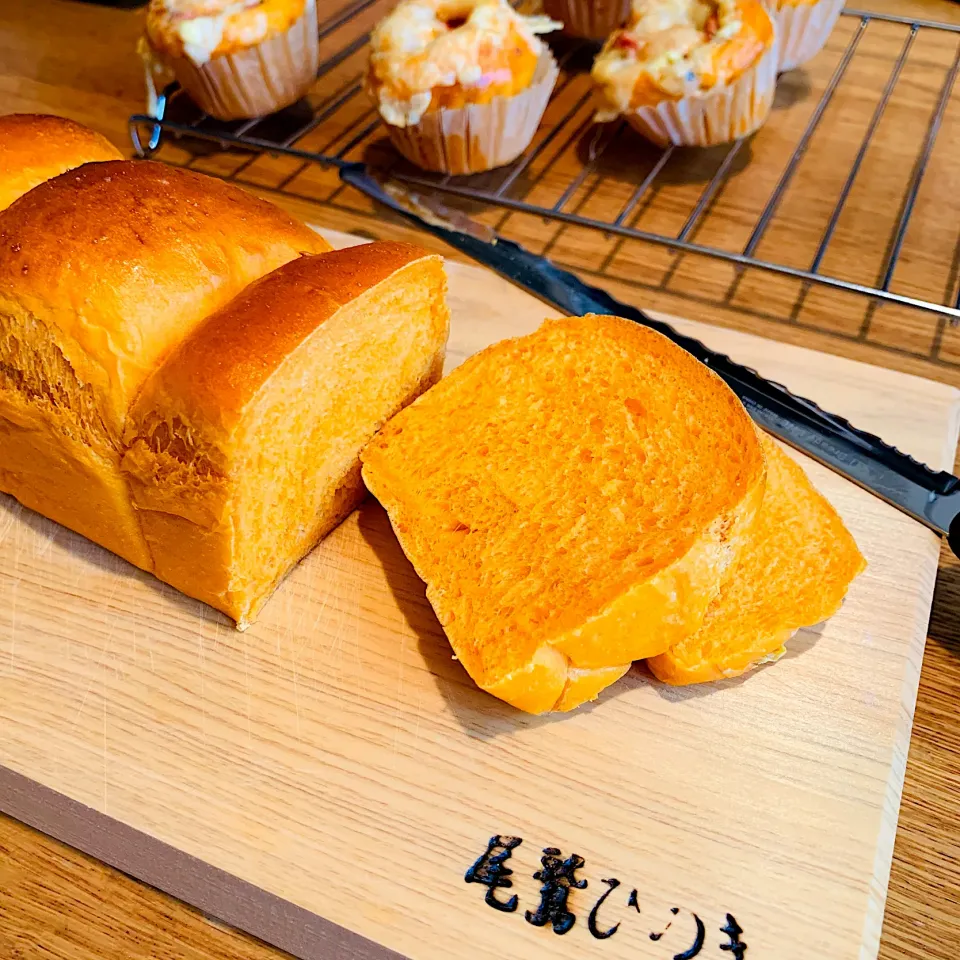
0,158,330,569
0,130,449,625
0,113,122,211
361,314,767,713
647,435,866,684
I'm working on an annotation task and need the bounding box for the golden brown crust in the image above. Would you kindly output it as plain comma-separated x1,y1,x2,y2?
127,242,441,438
0,120,448,626
145,0,306,61
0,114,121,212
0,159,328,439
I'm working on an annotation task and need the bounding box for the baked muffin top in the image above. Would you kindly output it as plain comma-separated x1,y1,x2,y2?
145,0,307,64
592,0,773,118
366,0,560,127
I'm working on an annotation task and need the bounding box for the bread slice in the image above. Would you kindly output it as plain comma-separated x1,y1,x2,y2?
0,160,329,567
647,435,866,684
122,242,449,627
361,315,767,713
0,113,122,211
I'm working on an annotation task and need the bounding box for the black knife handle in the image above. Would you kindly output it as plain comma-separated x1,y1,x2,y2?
949,507,960,559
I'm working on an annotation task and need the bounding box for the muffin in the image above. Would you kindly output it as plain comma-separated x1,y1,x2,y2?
591,0,777,147
142,0,319,121
771,0,844,72
366,0,561,175
542,0,632,41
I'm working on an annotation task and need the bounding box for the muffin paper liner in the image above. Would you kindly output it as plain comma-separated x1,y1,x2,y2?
148,0,319,121
621,33,779,148
542,0,632,40
775,0,845,72
384,51,560,175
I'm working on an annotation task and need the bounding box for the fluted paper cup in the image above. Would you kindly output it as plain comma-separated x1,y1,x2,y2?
621,34,778,148
543,0,632,40
384,51,560,175
775,0,844,72
158,0,319,121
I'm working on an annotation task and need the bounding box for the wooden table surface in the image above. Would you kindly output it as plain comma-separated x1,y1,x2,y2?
1,0,960,957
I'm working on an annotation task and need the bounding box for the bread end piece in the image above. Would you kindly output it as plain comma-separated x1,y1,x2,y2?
123,242,449,626
647,436,866,685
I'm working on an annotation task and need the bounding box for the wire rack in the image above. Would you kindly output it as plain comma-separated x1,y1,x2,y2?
131,2,960,366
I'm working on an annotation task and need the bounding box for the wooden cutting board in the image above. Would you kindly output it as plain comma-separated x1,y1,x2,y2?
1,229,958,960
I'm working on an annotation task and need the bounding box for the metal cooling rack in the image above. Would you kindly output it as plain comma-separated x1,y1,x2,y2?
130,3,960,355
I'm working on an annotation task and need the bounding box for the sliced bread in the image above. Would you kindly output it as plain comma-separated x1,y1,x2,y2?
647,435,866,684
361,314,767,713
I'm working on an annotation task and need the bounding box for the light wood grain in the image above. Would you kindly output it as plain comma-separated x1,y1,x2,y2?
0,226,957,960
4,1,960,959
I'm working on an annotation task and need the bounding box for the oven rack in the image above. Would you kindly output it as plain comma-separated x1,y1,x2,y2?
130,4,960,362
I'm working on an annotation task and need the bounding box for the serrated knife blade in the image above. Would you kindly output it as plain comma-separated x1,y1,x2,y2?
340,162,960,558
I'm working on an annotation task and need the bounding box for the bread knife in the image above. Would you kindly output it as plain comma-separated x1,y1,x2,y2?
339,161,960,558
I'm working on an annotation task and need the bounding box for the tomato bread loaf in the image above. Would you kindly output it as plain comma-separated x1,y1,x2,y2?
0,123,449,625
361,314,767,713
0,159,330,569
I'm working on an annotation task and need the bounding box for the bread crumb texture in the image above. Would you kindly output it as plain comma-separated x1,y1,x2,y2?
361,314,769,714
